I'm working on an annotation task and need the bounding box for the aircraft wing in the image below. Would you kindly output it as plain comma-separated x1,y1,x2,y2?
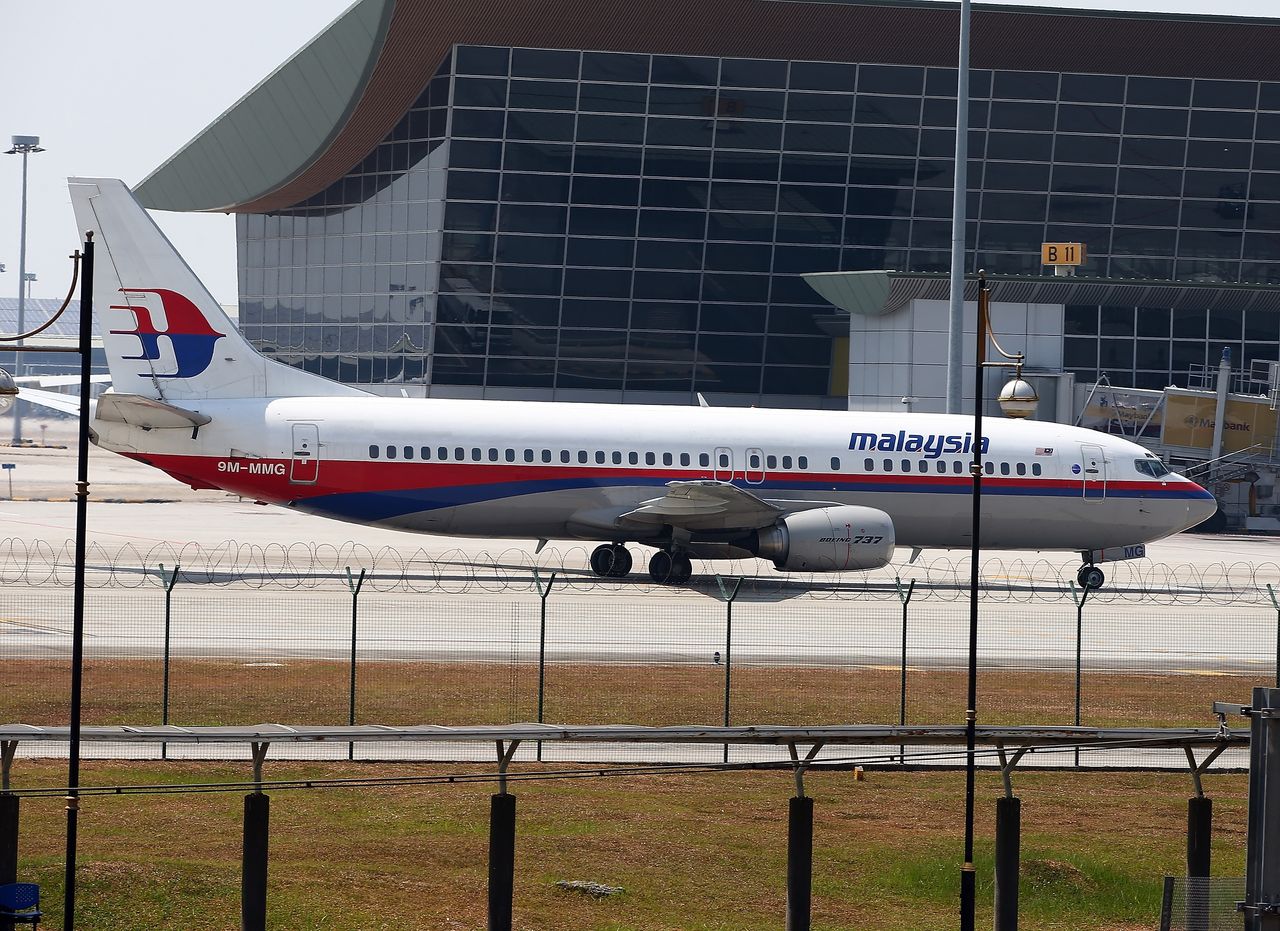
14,386,85,417
620,480,783,532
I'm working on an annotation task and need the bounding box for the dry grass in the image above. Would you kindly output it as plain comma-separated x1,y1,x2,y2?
6,762,1249,930
0,659,1258,730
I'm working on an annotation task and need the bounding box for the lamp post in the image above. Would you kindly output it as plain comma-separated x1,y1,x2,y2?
961,273,1038,931
0,240,90,930
6,135,45,446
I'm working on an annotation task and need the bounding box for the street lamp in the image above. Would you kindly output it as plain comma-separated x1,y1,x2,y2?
961,273,1037,931
6,135,45,446
22,273,36,301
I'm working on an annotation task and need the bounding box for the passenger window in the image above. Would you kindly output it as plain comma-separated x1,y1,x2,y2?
578,450,588,464
717,452,728,467
387,446,397,460
864,458,874,471
438,447,448,460
984,462,994,475
884,459,893,471
629,451,640,465
646,452,657,465
936,461,946,473
596,451,606,464
901,459,910,472
953,460,964,474
699,453,710,467
455,447,465,460
369,445,379,459
612,451,623,464
752,454,764,469
782,456,793,469
542,450,552,463
1032,463,1042,476
767,455,778,469
798,456,808,469
663,452,673,466
916,461,926,473
404,446,414,460
506,449,516,462
472,448,482,461
488,448,499,462
680,453,690,466
1016,462,1026,475
423,447,433,460
999,462,1010,475
524,449,535,462
560,450,571,463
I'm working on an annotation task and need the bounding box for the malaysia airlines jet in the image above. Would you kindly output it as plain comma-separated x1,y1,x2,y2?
18,179,1216,587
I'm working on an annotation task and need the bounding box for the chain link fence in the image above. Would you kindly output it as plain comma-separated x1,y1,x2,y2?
0,539,1275,765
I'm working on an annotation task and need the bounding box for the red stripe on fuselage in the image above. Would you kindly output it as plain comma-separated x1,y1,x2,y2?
128,452,1179,503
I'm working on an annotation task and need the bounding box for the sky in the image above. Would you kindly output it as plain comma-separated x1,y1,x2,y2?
2,0,1279,307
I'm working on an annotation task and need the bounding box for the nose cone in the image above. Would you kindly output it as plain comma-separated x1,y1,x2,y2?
1179,480,1219,533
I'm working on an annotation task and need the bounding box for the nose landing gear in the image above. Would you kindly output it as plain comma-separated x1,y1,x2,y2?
1076,564,1105,590
589,543,633,578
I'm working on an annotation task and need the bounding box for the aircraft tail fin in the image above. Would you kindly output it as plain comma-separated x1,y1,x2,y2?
67,178,364,402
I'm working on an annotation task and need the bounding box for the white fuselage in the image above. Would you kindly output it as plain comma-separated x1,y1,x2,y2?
96,395,1216,553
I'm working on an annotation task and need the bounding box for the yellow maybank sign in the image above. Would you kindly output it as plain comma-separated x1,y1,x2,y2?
1162,389,1279,455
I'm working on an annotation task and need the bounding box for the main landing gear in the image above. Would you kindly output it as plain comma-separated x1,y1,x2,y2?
589,543,633,578
588,543,694,585
1076,564,1105,591
648,549,693,586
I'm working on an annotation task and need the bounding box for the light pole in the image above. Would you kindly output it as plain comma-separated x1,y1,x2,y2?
22,273,35,301
962,273,1038,931
6,135,45,446
0,240,90,930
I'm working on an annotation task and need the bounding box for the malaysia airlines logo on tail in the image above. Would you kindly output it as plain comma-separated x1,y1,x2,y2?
109,288,225,378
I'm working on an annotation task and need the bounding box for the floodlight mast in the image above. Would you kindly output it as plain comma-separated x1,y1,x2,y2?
5,134,46,445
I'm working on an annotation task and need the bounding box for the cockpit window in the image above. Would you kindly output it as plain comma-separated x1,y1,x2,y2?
1134,458,1170,478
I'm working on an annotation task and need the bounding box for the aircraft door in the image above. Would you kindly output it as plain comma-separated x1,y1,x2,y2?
714,446,734,481
1079,444,1105,500
745,447,765,485
290,423,320,485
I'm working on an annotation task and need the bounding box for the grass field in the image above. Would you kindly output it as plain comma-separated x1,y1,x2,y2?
5,762,1248,930
0,659,1256,729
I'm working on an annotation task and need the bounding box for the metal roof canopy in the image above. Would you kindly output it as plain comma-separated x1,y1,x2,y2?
804,270,1280,318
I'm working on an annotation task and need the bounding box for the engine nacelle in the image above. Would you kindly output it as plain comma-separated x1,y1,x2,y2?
751,506,895,572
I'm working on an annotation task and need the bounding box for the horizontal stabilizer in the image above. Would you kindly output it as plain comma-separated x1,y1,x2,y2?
14,386,85,416
96,393,211,429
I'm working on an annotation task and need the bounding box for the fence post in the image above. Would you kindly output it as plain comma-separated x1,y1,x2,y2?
1243,686,1280,931
533,569,556,762
715,576,743,764
0,741,17,931
1267,584,1280,689
158,563,180,762
894,577,916,765
1067,581,1090,768
242,743,270,931
346,567,367,762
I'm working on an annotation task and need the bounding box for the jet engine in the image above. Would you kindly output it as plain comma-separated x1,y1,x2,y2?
749,505,895,572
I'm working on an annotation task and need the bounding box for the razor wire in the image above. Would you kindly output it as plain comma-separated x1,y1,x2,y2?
1,535,1278,604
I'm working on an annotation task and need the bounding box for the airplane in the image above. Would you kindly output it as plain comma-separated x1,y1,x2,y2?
12,178,1217,589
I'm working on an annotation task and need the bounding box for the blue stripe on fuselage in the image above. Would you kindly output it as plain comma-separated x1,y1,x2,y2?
291,471,1212,522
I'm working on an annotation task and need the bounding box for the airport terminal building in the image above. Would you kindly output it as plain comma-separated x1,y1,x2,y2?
138,0,1280,411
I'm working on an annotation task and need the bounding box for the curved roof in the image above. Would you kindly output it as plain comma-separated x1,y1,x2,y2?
139,0,1280,215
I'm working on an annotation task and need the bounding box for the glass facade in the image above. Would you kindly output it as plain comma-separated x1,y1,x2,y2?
236,44,1280,399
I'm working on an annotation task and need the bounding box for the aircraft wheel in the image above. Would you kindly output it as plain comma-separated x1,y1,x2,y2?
590,544,617,578
648,550,674,584
607,544,633,578
1077,565,1105,590
669,552,693,585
